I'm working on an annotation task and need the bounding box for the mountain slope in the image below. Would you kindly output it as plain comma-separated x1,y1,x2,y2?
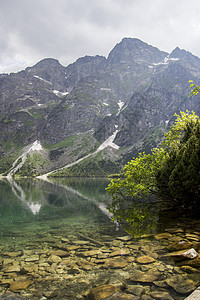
1,38,200,177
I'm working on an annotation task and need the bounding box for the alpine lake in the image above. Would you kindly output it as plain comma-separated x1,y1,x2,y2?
0,177,199,300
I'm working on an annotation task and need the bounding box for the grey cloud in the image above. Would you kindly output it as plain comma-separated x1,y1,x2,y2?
0,0,200,73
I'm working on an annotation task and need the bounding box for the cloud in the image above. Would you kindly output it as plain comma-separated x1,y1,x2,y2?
0,0,200,73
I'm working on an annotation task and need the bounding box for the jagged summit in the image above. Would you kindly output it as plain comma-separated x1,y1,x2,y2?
75,55,106,64
26,58,64,71
107,37,168,64
169,46,200,68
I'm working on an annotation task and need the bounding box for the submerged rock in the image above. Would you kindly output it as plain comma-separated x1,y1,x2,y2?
109,249,130,257
136,256,155,264
126,284,145,297
167,241,193,252
87,284,118,300
9,280,32,292
163,248,198,261
79,250,102,257
180,266,200,273
155,233,172,240
77,259,96,271
182,248,199,259
103,258,128,269
51,249,69,257
130,271,159,283
117,236,132,241
104,291,138,299
185,286,200,300
3,251,22,258
165,275,196,294
24,255,39,262
150,291,174,299
47,254,62,264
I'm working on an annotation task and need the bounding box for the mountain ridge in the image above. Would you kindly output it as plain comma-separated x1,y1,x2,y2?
1,37,200,177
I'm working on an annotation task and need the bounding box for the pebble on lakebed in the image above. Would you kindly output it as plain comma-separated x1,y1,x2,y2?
0,230,199,299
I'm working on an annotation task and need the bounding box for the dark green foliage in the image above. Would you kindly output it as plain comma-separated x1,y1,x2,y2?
156,119,200,207
49,148,64,161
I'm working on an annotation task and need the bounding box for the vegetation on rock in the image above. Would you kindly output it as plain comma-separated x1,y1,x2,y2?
50,150,121,177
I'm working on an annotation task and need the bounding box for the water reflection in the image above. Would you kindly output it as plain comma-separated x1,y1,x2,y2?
0,177,121,243
0,177,161,238
6,177,43,215
2,177,185,240
107,195,159,237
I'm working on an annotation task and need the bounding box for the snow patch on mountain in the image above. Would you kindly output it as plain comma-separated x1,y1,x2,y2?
7,140,43,178
97,130,119,151
53,90,69,97
151,56,180,66
33,75,52,85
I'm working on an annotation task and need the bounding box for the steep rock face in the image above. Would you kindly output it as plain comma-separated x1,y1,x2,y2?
1,37,200,176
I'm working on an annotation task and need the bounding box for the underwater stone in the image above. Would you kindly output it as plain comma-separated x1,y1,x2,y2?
87,284,118,300
136,256,155,264
9,280,32,292
103,258,128,269
165,275,196,294
155,233,172,240
130,271,159,283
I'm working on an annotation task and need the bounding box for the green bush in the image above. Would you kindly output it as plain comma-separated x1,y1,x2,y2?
107,111,200,215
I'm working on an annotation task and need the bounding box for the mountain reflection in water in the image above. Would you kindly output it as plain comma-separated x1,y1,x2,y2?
0,177,122,243
1,177,196,243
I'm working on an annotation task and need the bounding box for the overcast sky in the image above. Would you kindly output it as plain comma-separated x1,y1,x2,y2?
1,0,200,73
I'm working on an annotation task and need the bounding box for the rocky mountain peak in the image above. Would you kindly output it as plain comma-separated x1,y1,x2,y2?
74,55,106,65
23,58,67,91
170,47,200,69
25,58,64,72
107,37,168,64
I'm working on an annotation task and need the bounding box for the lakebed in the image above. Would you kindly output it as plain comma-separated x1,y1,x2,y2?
0,178,199,299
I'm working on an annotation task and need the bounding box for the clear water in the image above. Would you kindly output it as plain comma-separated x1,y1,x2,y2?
0,177,199,299
0,178,123,249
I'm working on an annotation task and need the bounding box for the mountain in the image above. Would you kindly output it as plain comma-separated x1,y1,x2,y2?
1,37,200,177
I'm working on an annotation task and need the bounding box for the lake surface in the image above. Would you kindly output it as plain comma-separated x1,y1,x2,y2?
0,178,199,299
